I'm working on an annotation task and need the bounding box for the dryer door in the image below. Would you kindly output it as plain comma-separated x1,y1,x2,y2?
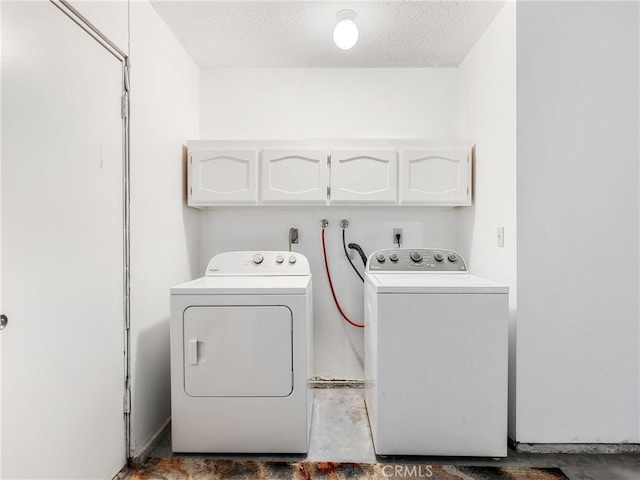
183,305,293,397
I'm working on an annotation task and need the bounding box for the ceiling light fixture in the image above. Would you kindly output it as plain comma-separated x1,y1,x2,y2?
333,10,358,50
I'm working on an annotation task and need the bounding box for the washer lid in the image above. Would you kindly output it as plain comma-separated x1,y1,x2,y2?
171,275,311,295
366,273,508,294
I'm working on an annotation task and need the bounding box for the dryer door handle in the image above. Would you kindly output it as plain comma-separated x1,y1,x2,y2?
189,338,199,365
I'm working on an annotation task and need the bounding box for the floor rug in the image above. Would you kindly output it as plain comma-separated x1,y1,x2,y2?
126,459,569,480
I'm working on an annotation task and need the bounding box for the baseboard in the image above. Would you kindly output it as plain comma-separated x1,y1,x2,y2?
128,417,171,468
112,464,129,480
309,378,365,389
513,442,640,454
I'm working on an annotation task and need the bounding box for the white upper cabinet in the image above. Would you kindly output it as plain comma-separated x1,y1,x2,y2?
330,149,398,204
187,141,472,207
260,149,329,204
189,148,258,206
399,148,471,206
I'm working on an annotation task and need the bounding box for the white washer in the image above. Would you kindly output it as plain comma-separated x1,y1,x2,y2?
170,251,313,453
364,248,508,457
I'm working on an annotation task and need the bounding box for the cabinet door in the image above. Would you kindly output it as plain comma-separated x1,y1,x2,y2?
399,148,471,206
261,149,329,204
330,149,397,204
189,149,258,206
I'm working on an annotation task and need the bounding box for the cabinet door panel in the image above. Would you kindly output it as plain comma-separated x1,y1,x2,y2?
189,149,258,206
331,149,397,203
400,148,471,206
261,149,329,204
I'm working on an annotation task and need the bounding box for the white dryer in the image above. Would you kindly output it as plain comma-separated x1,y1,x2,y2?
170,251,313,453
364,248,508,457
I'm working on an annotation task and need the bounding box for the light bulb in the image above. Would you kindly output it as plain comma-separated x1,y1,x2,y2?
333,13,358,50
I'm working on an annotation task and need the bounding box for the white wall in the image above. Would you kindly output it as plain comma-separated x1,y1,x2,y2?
129,1,200,456
517,1,639,443
200,68,459,140
199,69,462,379
455,2,517,437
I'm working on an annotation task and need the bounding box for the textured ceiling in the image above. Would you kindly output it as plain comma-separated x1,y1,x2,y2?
150,1,506,68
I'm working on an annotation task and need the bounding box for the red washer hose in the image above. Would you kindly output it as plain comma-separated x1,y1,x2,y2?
321,228,365,328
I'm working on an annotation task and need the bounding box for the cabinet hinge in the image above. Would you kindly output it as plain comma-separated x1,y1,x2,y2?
467,187,470,196
124,379,131,414
121,94,129,119
327,186,331,197
189,156,192,165
327,155,331,166
189,187,192,196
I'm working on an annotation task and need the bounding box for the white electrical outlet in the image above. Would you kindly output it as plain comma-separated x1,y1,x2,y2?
497,227,504,247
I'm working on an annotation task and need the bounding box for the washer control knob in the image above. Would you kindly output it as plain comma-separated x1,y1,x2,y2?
448,253,458,263
434,252,445,262
410,251,423,262
376,253,386,263
253,254,264,265
276,255,284,264
288,255,297,264
389,252,399,262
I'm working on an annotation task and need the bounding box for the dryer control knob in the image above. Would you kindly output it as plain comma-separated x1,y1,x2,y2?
288,256,297,264
411,251,423,262
448,253,458,263
276,255,284,264
434,252,445,262
253,254,264,265
389,252,399,262
376,253,386,263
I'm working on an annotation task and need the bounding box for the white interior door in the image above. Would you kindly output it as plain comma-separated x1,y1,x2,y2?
1,2,125,478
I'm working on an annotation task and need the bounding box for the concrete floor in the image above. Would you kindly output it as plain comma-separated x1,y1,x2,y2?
151,388,640,480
